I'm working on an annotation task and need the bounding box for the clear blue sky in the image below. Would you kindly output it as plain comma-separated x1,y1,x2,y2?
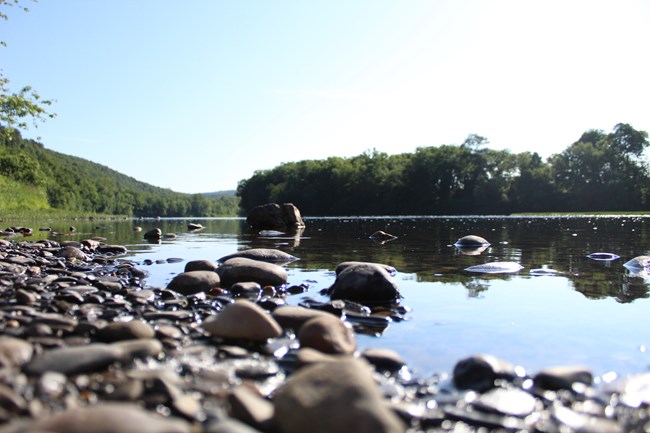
4,0,650,193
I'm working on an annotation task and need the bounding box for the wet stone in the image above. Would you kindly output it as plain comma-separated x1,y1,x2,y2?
217,257,288,288
453,354,519,391
204,299,282,342
167,270,221,295
474,387,538,417
184,259,218,272
218,248,299,264
271,305,333,332
328,262,401,304
297,314,356,355
534,365,594,390
96,320,156,342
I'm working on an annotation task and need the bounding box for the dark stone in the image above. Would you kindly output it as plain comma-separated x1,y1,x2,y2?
144,228,162,240
453,354,518,391
167,270,221,295
534,365,593,390
328,262,400,304
246,203,305,230
184,259,218,272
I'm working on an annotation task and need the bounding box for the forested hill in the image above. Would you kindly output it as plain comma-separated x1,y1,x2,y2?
0,128,239,216
238,123,650,216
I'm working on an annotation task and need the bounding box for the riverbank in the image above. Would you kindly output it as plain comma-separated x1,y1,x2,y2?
0,229,648,432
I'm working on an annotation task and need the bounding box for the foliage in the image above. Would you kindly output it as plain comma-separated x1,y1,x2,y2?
0,127,240,216
1,0,56,138
238,124,650,216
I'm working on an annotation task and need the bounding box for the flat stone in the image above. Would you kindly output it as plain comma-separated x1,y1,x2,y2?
167,270,221,295
273,358,405,433
271,305,333,331
534,365,593,390
475,387,538,417
217,257,287,288
22,402,192,433
361,348,406,372
204,299,282,342
218,248,299,264
96,320,156,342
298,314,356,355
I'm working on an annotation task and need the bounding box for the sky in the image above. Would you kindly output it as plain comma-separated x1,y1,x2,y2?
3,0,650,193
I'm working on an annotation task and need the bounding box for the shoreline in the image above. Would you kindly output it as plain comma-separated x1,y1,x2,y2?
0,232,648,432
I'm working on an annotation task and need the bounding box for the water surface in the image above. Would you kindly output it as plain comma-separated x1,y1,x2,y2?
23,215,650,377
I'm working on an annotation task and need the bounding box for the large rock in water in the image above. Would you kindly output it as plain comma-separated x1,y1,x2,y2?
246,203,305,230
327,262,400,304
273,358,406,433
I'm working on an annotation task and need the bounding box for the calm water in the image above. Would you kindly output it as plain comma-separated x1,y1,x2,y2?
22,215,650,378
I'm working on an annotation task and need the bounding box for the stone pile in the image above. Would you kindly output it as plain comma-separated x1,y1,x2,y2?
0,232,648,432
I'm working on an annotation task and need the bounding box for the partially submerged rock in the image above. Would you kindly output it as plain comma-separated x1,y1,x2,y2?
328,262,400,304
167,270,221,295
454,235,490,247
464,261,524,274
246,202,305,230
218,248,299,264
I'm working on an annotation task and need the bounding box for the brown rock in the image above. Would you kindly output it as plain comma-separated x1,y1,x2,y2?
204,300,282,342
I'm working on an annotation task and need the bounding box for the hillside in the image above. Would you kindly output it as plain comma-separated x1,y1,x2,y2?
0,128,239,217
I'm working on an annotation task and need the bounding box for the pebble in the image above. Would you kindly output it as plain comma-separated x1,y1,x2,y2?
203,299,283,341
297,314,356,355
218,248,299,264
273,358,406,433
216,257,288,288
167,270,221,295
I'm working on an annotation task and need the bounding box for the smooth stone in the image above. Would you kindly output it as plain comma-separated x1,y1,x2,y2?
335,261,396,276
464,261,524,274
187,223,204,230
534,365,593,390
204,299,282,341
328,262,400,303
228,385,274,430
298,314,356,355
23,339,162,376
0,335,34,367
217,257,287,288
295,347,350,368
96,320,156,342
144,228,162,240
218,248,299,264
273,358,406,433
361,348,406,372
23,343,122,376
474,387,538,417
56,246,88,261
453,354,518,391
454,235,490,247
167,270,221,295
271,305,333,331
22,402,192,433
96,244,128,255
184,259,218,272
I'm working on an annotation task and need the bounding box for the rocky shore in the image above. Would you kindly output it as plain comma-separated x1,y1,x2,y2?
0,230,649,432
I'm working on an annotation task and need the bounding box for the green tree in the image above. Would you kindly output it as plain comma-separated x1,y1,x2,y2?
1,0,56,138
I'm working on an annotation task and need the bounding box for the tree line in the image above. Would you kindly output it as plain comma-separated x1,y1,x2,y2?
0,128,239,216
237,123,650,215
